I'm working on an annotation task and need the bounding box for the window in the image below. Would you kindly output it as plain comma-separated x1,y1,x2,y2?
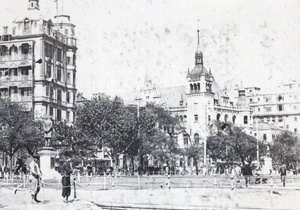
224,114,228,122
250,98,253,102
232,115,236,124
24,19,29,30
294,128,298,133
50,107,53,116
67,57,71,64
183,134,189,145
46,86,49,96
295,117,297,122
244,116,248,124
263,134,267,141
278,105,283,111
46,63,51,78
179,115,183,121
66,92,70,103
278,117,283,123
3,26,8,35
66,111,70,122
286,125,289,129
57,109,61,122
50,87,54,99
57,90,62,101
258,108,260,112
194,133,199,144
194,114,198,122
294,105,297,110
67,72,70,83
57,67,61,81
57,48,62,62
217,113,221,121
258,98,260,102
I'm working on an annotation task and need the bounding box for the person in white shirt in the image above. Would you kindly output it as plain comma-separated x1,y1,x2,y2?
29,157,42,204
230,164,241,190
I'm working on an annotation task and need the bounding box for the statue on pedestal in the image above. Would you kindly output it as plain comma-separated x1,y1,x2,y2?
43,115,53,147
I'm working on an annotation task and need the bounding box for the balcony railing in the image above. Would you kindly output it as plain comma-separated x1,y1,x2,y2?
0,53,32,61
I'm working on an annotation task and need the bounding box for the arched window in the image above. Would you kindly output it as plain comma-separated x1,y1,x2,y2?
232,115,236,124
194,133,199,144
224,114,228,122
216,113,221,121
193,83,197,91
263,134,267,141
244,116,248,124
183,134,189,145
197,83,200,90
190,84,193,91
179,115,183,121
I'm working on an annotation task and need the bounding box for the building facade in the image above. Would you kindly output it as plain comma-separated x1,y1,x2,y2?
0,0,77,123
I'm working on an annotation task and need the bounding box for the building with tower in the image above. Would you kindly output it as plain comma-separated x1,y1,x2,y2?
0,0,77,123
127,29,254,170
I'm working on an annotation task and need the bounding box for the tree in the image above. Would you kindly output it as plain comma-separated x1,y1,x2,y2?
270,131,300,172
137,102,179,169
0,98,43,176
207,121,260,167
75,94,137,169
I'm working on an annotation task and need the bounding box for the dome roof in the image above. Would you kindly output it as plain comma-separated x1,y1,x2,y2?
187,65,212,82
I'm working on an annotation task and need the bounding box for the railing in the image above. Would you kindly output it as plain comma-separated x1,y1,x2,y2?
0,53,32,61
0,75,32,82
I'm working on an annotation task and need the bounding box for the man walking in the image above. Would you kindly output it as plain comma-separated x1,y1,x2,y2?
230,163,241,190
62,155,73,203
29,156,42,204
280,164,287,187
242,164,252,188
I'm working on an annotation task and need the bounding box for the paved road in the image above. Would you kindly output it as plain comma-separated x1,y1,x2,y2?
1,175,300,209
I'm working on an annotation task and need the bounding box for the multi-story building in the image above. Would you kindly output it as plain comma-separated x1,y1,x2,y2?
249,81,300,136
0,0,77,123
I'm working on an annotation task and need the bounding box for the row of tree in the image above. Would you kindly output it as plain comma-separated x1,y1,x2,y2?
0,95,299,175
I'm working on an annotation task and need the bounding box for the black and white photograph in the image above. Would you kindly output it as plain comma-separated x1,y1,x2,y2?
0,0,299,209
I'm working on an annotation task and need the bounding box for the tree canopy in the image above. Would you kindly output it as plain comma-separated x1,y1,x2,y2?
270,131,300,171
207,121,259,166
0,98,43,173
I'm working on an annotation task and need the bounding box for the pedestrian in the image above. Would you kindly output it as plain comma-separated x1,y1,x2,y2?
230,163,241,190
62,155,73,203
29,156,42,204
242,164,252,188
86,162,93,182
280,164,287,187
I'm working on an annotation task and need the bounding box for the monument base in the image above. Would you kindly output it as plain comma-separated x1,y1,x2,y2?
38,147,61,180
261,156,273,174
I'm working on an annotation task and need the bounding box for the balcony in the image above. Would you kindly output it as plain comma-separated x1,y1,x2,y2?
0,53,32,61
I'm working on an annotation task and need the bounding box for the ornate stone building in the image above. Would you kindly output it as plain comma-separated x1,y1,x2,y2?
0,0,77,123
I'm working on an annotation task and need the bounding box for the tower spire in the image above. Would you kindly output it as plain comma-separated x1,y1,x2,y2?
195,20,203,65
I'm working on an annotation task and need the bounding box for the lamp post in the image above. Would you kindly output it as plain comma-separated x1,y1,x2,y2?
256,118,260,167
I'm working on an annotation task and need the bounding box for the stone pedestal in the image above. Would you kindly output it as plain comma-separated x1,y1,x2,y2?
38,147,61,180
262,156,273,174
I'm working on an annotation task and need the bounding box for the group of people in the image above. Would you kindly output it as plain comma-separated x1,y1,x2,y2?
12,154,75,204
230,163,288,190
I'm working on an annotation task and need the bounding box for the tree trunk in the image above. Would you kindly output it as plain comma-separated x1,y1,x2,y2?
9,154,13,179
193,157,199,175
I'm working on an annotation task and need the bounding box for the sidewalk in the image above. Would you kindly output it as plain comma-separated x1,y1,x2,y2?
1,184,300,210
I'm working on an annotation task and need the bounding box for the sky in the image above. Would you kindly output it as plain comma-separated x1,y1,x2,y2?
0,0,299,98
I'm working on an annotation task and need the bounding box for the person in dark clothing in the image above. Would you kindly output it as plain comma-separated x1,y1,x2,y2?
242,164,252,188
280,164,287,187
15,157,24,174
62,156,73,203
